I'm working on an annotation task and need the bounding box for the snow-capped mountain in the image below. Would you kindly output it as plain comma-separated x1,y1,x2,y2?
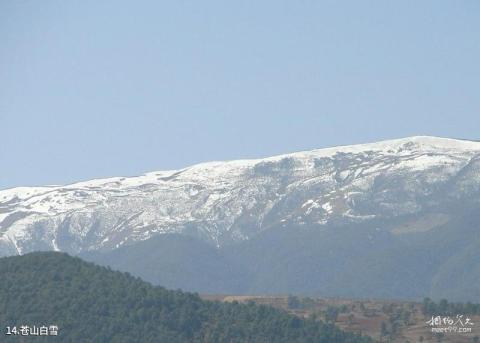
1,136,480,257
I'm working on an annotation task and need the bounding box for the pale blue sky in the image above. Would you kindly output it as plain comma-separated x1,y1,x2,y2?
1,1,479,189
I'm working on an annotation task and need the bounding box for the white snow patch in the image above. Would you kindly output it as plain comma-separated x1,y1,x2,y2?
321,202,333,214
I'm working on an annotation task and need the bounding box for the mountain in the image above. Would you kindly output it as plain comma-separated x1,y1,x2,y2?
2,136,480,301
0,252,372,342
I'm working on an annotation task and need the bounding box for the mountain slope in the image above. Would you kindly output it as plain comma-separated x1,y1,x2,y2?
0,252,372,343
82,234,251,294
82,207,480,301
2,136,480,301
1,136,480,256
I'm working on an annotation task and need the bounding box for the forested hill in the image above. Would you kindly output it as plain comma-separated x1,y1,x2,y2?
0,252,372,343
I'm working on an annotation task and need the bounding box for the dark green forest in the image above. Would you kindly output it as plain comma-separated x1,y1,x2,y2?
0,252,372,342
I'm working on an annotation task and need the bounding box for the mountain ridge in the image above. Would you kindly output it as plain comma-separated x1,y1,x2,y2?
2,135,479,192
1,135,480,256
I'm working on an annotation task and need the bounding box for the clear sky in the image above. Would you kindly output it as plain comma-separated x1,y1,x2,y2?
1,1,479,190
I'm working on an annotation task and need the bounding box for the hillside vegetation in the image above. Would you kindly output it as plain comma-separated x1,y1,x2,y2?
0,252,372,343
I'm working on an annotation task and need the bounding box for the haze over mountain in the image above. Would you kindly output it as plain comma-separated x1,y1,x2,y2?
1,136,480,301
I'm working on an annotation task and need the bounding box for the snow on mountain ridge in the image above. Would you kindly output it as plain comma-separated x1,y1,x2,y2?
1,136,477,195
1,136,479,256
